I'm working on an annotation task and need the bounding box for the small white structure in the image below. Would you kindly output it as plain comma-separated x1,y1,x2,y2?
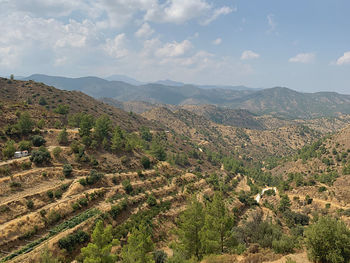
14,151,29,158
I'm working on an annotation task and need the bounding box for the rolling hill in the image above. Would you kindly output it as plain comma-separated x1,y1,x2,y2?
23,74,350,119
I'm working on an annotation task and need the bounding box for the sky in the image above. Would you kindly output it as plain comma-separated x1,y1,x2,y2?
0,0,349,93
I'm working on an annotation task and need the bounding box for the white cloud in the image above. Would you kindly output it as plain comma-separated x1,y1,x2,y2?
135,23,154,38
289,53,315,63
201,6,235,25
103,34,129,59
155,40,193,58
336,51,350,65
241,50,260,60
267,14,277,33
213,38,222,45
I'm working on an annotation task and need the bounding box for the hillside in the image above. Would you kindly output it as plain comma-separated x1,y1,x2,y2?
2,78,350,263
23,74,350,119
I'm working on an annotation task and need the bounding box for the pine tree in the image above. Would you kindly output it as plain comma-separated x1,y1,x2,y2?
200,192,234,254
177,197,204,260
18,112,34,135
111,126,124,153
121,222,155,263
94,115,111,142
58,128,68,145
79,114,94,138
81,221,119,263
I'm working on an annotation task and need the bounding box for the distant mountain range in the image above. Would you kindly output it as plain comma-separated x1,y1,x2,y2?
22,74,350,119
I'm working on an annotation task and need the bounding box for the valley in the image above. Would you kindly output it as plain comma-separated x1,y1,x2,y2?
1,77,350,263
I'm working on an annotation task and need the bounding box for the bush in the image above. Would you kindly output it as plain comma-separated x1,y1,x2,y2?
58,230,89,252
63,163,73,177
39,97,47,105
154,250,167,263
21,161,32,170
52,147,62,158
318,186,327,192
54,189,63,199
141,156,151,169
305,217,350,263
18,140,32,151
272,235,296,254
18,112,34,135
147,194,157,207
122,179,133,194
32,135,46,147
47,190,54,198
46,210,61,225
57,128,68,145
53,104,69,115
26,200,34,209
30,147,51,164
2,140,16,159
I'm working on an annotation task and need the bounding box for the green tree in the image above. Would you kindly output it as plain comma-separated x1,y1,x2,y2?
18,140,32,151
30,147,51,164
18,112,34,135
141,156,151,169
81,221,119,263
2,140,16,159
39,97,47,106
121,222,155,263
111,126,124,153
305,217,350,263
94,115,111,142
53,104,69,115
151,142,166,161
63,163,73,177
177,197,205,260
140,126,152,142
32,135,46,146
200,192,234,254
278,194,291,212
79,114,95,137
58,128,69,145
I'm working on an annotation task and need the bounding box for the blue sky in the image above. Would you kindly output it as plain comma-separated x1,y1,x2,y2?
0,0,349,93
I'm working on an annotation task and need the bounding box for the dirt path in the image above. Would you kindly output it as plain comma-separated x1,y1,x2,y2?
0,178,72,206
287,193,348,210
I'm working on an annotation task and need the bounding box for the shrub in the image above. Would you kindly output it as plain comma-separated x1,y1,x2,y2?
147,194,157,207
30,147,51,164
122,179,133,194
318,186,327,192
53,104,69,115
63,163,73,177
57,128,68,145
54,189,63,199
37,119,45,129
31,135,46,147
86,170,103,185
58,230,89,252
52,146,62,158
141,156,151,169
21,161,32,170
2,140,16,159
153,250,167,263
272,235,296,254
39,97,47,105
305,217,350,263
78,198,88,207
26,200,34,209
18,140,32,151
47,190,54,198
46,210,61,225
